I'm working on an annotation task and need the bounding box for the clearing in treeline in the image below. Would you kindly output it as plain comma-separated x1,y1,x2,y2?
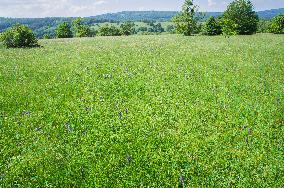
0,34,283,187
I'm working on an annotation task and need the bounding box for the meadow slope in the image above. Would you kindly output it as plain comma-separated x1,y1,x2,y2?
0,34,284,187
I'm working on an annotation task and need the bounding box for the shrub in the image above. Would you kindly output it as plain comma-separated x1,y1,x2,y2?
137,27,148,33
166,25,175,33
120,22,136,36
98,25,121,36
257,20,271,33
56,22,73,38
270,14,284,34
0,24,39,48
203,16,222,35
222,0,258,35
72,18,92,37
43,34,51,39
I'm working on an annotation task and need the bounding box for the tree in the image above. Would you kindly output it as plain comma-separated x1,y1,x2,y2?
270,14,284,34
172,0,199,36
72,18,92,37
257,20,271,33
97,24,121,36
120,22,136,35
0,24,39,48
147,23,165,33
166,25,175,33
203,16,222,35
137,27,148,33
56,22,73,38
222,0,259,35
153,23,165,33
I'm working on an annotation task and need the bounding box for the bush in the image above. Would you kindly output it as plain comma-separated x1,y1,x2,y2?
98,25,121,36
76,25,92,37
270,14,284,34
166,25,175,33
120,22,136,36
203,16,222,35
72,18,92,37
222,0,258,35
56,22,73,38
257,20,271,33
137,27,148,33
43,34,51,39
0,24,39,48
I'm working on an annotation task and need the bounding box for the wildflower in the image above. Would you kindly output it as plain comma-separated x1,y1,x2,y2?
126,155,132,165
65,122,73,132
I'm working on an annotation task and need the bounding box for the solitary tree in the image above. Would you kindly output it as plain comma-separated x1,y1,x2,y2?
222,0,258,35
120,22,136,35
203,16,222,35
0,24,39,48
56,22,73,38
270,14,284,34
72,18,91,37
172,0,199,36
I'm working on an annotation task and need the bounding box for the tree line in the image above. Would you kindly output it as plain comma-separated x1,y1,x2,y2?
0,0,283,48
173,0,283,36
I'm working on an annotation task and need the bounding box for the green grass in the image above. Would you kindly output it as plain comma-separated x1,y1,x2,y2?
0,34,284,187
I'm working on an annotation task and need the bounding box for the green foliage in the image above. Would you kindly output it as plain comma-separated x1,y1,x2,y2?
203,16,222,35
222,0,259,35
43,34,50,39
270,14,284,34
257,20,272,33
1,10,284,38
120,22,136,35
166,25,175,33
72,17,92,37
172,0,199,36
221,18,239,35
137,26,148,33
97,24,121,36
0,24,39,48
55,22,73,38
1,34,284,187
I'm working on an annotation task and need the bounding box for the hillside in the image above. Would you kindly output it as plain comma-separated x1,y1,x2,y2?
258,8,284,19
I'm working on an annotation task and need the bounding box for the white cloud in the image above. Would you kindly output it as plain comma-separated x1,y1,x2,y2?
0,0,110,17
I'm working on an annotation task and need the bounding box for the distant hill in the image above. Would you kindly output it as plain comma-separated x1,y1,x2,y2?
89,8,283,21
0,8,283,38
257,8,284,19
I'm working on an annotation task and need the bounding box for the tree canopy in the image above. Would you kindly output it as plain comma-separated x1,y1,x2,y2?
203,16,222,35
222,0,259,35
172,0,199,36
56,22,73,38
270,14,284,34
0,24,39,48
72,18,92,37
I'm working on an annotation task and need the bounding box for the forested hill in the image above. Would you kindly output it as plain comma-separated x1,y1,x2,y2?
87,8,284,21
257,8,284,19
0,8,283,38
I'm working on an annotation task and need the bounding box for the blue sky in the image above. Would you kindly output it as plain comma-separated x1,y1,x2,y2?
0,0,283,18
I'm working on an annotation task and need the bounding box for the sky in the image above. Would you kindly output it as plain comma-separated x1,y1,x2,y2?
0,0,283,18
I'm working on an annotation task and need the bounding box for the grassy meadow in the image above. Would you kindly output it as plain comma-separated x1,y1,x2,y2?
0,34,284,187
